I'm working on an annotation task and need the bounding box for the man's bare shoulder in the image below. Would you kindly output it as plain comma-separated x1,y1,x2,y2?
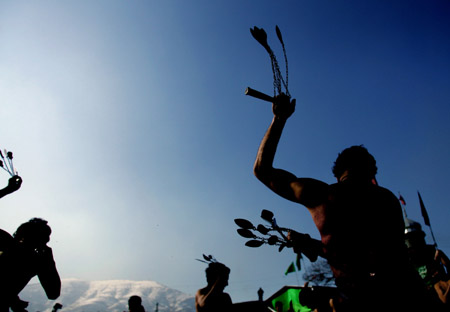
375,184,398,196
329,181,400,206
196,287,207,297
366,184,400,203
291,177,330,208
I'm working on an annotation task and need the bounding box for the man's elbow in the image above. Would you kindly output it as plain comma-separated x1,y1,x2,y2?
253,164,271,184
44,281,61,300
46,289,61,300
253,164,264,181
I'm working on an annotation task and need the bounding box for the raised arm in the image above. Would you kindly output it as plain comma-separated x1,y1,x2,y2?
0,176,22,199
253,95,328,207
195,278,232,312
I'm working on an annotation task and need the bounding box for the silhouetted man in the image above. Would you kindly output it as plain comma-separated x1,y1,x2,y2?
195,262,232,312
253,94,433,311
0,175,22,199
0,218,61,311
128,295,145,312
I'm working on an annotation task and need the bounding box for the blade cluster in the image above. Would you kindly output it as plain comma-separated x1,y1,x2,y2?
250,25,290,98
0,149,17,176
196,254,218,264
234,209,292,252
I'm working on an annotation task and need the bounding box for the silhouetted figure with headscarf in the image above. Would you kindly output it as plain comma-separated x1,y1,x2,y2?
253,94,435,311
0,175,22,199
0,218,61,311
128,295,145,312
196,262,232,312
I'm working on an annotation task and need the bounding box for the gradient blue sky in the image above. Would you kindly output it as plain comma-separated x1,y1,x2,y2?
1,0,449,304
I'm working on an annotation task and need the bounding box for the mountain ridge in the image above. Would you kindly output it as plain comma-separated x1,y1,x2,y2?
19,278,195,312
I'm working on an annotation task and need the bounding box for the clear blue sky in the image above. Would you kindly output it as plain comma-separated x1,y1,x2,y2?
1,0,449,304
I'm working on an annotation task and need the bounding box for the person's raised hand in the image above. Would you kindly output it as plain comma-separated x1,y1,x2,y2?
272,93,295,120
6,175,22,194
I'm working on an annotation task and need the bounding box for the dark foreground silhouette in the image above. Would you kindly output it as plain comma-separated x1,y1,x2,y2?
0,218,61,311
253,93,444,311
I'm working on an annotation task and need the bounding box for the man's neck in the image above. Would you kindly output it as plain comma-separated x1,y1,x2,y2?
338,170,374,183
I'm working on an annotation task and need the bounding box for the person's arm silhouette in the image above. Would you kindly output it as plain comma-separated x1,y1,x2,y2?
0,176,22,199
196,275,231,312
287,230,324,261
36,246,61,300
253,94,328,208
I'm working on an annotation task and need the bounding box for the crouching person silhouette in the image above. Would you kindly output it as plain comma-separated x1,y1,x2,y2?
196,262,232,312
0,218,61,311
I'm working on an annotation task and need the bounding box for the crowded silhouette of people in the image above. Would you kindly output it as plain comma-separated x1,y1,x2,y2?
128,295,145,312
0,175,22,199
196,261,232,312
0,218,61,311
405,218,450,306
253,94,437,311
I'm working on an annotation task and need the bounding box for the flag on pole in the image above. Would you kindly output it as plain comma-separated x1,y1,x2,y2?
398,193,408,218
398,194,406,206
285,262,296,275
418,191,430,226
417,191,438,247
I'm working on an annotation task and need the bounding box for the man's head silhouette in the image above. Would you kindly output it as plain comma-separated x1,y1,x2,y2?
205,262,230,290
128,295,144,312
332,145,377,181
13,218,51,250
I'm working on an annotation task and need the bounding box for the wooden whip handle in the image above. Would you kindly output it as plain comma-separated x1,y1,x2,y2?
245,87,274,103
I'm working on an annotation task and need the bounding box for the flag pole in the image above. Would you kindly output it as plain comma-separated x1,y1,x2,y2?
398,193,408,218
428,222,438,248
418,191,438,248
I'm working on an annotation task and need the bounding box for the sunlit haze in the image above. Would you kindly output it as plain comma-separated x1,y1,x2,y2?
1,0,449,303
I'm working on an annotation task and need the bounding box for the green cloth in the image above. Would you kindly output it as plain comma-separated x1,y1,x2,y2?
271,288,312,312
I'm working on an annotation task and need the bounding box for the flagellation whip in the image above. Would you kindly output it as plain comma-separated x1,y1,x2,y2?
0,149,18,177
0,148,22,196
234,209,323,272
246,25,291,103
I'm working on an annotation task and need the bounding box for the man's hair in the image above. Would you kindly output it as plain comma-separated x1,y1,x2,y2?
332,145,377,179
128,295,145,312
13,218,51,243
206,262,230,285
129,295,142,304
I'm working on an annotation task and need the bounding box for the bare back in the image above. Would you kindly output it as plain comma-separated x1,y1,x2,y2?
301,179,406,283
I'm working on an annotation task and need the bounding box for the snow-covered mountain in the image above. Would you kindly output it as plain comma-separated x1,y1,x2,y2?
19,279,195,312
